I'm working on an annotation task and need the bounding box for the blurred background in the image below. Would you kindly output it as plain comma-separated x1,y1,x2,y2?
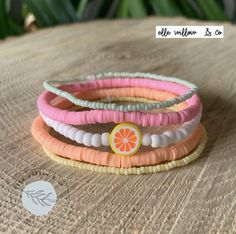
0,0,235,39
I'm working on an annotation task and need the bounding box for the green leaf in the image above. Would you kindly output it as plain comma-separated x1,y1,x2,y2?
7,17,24,35
118,0,129,17
77,0,89,19
234,6,236,23
234,2,236,22
0,0,8,39
0,0,23,39
150,0,182,16
98,0,116,18
70,0,80,8
22,3,30,17
79,0,104,20
9,0,24,24
207,0,227,20
46,0,74,23
197,0,227,21
57,0,77,21
128,0,147,18
197,0,217,20
179,0,198,18
24,0,77,27
24,0,55,26
106,0,120,18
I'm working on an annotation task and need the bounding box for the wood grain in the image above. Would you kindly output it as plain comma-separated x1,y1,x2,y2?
0,17,236,234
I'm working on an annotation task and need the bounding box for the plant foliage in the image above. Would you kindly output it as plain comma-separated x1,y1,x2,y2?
0,0,235,39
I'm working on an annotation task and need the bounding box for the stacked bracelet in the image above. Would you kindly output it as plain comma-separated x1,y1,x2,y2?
41,106,201,149
31,116,203,168
32,72,207,174
44,72,198,111
38,85,201,126
43,127,207,175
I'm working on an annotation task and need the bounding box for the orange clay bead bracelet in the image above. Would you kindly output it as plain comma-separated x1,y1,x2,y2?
31,116,203,168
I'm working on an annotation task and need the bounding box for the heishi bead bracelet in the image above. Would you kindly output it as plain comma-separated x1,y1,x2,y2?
38,83,201,127
44,72,198,111
32,72,207,174
43,127,207,175
31,116,203,168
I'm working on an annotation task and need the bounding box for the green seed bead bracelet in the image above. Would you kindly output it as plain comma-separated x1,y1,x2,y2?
43,72,198,112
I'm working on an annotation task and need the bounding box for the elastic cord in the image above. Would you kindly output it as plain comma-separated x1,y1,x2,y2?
43,126,207,175
38,86,201,127
31,116,203,168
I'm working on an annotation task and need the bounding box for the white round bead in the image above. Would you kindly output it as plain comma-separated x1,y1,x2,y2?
178,127,189,138
50,120,56,127
174,130,185,142
58,123,67,137
83,133,93,146
191,120,198,128
183,123,192,131
63,125,71,135
159,134,169,147
142,133,151,146
91,134,102,147
75,130,85,144
67,127,77,140
163,130,175,143
151,134,161,148
45,117,52,125
101,132,110,146
55,123,64,133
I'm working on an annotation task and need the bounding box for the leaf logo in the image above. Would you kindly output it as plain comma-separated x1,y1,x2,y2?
21,181,57,216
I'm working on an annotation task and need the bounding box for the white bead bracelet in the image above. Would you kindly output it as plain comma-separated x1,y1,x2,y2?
41,113,201,149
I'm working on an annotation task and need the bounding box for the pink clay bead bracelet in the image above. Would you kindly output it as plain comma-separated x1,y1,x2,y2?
38,79,201,127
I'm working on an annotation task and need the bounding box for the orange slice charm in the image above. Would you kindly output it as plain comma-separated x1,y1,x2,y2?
109,123,141,156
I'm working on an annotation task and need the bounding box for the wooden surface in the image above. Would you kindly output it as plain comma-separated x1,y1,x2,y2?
0,17,236,234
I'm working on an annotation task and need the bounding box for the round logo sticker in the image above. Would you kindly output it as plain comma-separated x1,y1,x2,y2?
21,180,57,216
11,169,69,227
